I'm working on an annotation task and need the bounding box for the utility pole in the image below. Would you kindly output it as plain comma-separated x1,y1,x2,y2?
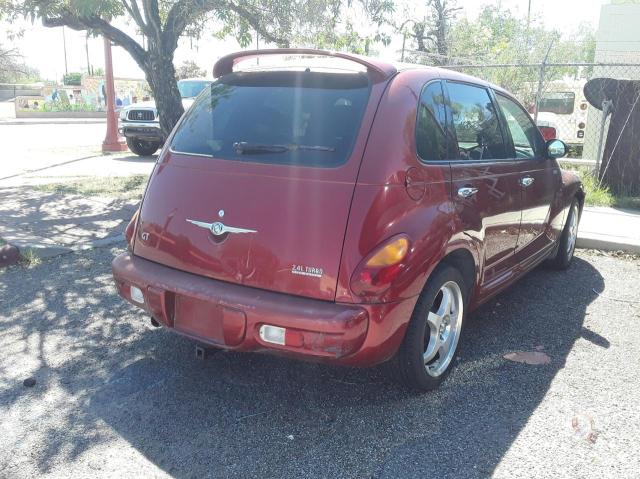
399,19,416,63
256,30,259,65
401,31,407,62
527,0,532,29
62,27,68,75
102,37,128,153
534,38,555,125
85,32,91,76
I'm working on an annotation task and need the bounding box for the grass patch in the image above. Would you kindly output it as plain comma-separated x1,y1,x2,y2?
19,249,41,267
0,240,40,268
34,175,148,200
567,167,640,210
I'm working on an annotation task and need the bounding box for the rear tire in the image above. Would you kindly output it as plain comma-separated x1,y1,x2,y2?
126,137,161,156
550,199,580,270
391,265,468,392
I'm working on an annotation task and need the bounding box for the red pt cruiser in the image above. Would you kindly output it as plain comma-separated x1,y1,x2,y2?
113,49,583,391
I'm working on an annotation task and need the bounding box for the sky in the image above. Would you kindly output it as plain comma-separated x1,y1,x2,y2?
1,0,608,82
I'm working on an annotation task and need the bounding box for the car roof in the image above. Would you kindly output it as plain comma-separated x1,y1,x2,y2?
392,61,510,95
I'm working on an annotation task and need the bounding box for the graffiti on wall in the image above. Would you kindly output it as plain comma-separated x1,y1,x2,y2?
16,76,152,112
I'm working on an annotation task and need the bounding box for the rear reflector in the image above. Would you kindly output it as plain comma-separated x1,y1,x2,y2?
259,325,286,345
285,330,305,347
130,285,144,304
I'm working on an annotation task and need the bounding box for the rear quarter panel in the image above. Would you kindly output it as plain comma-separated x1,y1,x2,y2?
559,168,585,221
336,69,481,305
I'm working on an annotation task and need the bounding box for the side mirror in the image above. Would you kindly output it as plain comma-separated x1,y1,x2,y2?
545,139,568,159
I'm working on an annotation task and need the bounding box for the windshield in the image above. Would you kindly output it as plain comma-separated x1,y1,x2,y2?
178,80,212,98
170,71,371,168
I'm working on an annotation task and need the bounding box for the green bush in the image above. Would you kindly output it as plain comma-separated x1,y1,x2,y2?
36,101,98,112
568,166,640,210
62,72,82,86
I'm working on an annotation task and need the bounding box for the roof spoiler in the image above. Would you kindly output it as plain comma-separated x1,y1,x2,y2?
213,48,397,82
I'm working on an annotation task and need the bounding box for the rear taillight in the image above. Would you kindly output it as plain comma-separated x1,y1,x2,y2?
124,209,140,251
350,235,410,297
539,126,557,141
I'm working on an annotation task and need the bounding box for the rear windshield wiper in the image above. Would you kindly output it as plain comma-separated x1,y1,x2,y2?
233,142,335,155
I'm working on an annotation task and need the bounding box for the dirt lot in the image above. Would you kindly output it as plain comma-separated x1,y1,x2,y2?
1,247,639,478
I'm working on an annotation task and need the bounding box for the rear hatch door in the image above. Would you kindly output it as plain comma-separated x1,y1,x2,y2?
134,70,379,301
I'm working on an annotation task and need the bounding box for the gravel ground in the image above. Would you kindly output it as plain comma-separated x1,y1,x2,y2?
0,247,639,478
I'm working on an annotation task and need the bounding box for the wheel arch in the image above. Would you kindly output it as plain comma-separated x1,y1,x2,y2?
415,243,479,308
439,248,478,303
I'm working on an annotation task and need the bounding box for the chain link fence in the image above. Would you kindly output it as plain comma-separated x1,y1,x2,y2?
401,49,640,177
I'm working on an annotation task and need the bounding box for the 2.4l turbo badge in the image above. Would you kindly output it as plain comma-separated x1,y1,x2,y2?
291,264,324,278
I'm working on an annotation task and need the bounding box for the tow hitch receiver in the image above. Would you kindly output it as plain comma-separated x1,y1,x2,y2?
195,344,218,360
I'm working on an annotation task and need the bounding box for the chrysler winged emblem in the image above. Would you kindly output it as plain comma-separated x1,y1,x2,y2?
186,218,257,236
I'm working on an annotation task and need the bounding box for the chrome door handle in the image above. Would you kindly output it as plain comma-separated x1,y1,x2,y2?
457,187,479,198
520,176,535,187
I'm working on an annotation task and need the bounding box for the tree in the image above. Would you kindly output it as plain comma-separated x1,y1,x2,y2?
1,1,392,137
0,42,39,82
175,60,206,80
398,0,460,65
442,6,596,106
425,0,460,62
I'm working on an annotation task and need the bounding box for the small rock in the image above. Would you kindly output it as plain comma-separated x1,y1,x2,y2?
0,244,20,268
287,435,294,440
23,377,36,388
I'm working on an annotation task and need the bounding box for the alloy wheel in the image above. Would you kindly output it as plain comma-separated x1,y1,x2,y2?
567,204,579,257
423,281,464,377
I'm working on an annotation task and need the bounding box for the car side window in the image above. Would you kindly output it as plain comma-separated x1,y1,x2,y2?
495,93,546,160
446,81,507,161
416,81,448,162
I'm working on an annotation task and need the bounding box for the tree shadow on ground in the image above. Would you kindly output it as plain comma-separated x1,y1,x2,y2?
112,154,158,163
0,251,603,478
0,186,136,245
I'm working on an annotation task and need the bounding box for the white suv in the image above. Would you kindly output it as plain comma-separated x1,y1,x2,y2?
119,78,212,156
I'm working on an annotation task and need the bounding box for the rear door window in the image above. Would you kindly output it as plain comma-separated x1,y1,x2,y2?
495,94,545,159
446,81,507,161
416,81,448,161
170,71,371,168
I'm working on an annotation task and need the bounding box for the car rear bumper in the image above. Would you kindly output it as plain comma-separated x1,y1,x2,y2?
112,252,415,366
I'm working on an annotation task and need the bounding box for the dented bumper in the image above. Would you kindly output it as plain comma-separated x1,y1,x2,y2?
112,253,415,366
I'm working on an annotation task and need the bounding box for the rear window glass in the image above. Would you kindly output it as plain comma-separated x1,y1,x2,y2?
171,71,371,168
539,92,575,115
